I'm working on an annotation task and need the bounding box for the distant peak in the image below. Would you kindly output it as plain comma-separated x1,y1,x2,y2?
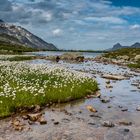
114,43,121,46
132,42,140,45
113,43,122,48
0,19,4,23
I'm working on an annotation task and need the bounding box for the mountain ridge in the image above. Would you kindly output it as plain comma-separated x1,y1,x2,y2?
107,42,140,51
0,20,58,50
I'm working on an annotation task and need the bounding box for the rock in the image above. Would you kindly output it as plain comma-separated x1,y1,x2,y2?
118,55,129,61
88,121,95,125
136,106,140,111
106,84,113,88
102,74,126,80
86,105,97,112
12,119,21,126
118,105,123,108
124,128,130,132
14,126,24,131
11,118,24,131
100,96,110,103
89,114,102,118
79,110,82,113
60,52,84,62
119,120,132,126
28,120,34,125
27,113,42,122
106,80,110,84
102,121,115,127
61,118,70,123
22,115,28,120
34,105,41,113
54,121,59,125
95,91,101,98
121,108,128,112
108,106,112,108
39,117,47,125
134,55,140,61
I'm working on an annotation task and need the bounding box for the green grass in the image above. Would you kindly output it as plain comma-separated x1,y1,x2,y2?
8,56,36,61
103,48,140,59
127,62,140,68
0,62,98,118
0,40,37,54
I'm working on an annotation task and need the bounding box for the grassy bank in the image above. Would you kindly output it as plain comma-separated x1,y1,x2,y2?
127,62,140,68
0,61,98,117
103,48,140,59
102,48,140,68
0,55,37,61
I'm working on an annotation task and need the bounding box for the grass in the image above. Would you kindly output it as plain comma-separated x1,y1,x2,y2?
127,62,140,68
0,55,37,61
0,40,37,54
8,56,36,61
102,48,140,68
0,61,98,118
103,48,140,59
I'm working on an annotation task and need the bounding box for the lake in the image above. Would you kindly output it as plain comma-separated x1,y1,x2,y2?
27,51,102,58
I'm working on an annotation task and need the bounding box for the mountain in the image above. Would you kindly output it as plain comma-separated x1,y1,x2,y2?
131,42,140,48
107,42,140,51
0,20,58,50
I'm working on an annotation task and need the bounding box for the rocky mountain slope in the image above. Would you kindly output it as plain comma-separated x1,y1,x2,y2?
0,20,58,50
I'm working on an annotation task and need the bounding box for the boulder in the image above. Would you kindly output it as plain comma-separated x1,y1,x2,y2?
102,74,126,80
117,55,129,61
27,113,42,122
60,52,84,62
134,55,140,61
86,105,97,112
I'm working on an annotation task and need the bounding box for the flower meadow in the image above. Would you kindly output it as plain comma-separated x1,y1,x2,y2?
0,60,98,117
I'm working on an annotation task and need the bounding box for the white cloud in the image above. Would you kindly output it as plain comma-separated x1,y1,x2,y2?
52,28,63,37
85,16,127,24
130,24,140,30
41,11,53,22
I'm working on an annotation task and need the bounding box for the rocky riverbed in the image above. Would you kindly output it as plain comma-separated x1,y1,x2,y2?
0,60,140,140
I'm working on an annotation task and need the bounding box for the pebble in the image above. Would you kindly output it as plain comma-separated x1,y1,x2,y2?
54,121,59,125
86,105,97,112
124,128,130,132
102,121,115,127
121,108,128,112
119,120,132,126
136,106,140,111
39,117,47,125
100,96,110,103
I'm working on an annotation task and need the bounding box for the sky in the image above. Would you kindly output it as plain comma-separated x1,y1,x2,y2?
0,0,140,50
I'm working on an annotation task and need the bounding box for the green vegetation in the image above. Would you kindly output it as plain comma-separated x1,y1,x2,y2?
0,62,98,117
8,56,36,61
103,48,140,59
0,40,37,54
127,62,140,68
102,48,140,68
0,55,37,61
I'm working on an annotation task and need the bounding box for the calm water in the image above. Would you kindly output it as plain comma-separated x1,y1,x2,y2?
27,51,102,58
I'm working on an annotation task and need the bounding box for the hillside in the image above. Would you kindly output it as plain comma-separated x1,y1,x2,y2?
0,20,58,51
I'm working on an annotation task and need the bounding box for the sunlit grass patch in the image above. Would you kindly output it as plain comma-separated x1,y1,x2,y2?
0,55,36,61
0,61,98,117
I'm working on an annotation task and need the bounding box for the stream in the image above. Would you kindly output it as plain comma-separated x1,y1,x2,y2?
0,57,140,140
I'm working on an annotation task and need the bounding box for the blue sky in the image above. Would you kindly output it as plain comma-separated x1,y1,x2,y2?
1,0,140,50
